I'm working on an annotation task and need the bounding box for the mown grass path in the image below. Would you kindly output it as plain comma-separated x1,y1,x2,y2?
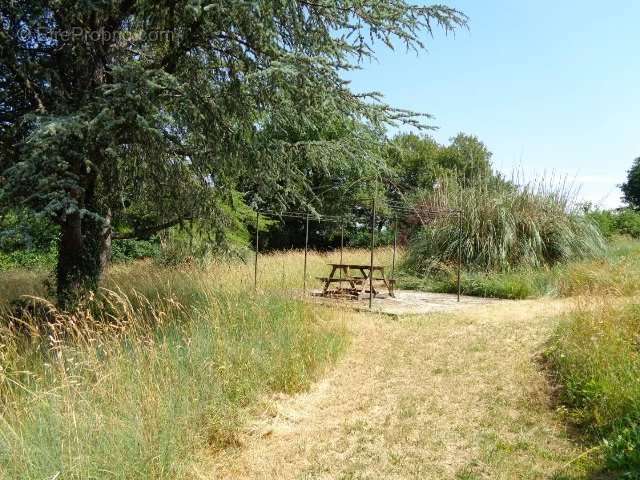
202,300,585,479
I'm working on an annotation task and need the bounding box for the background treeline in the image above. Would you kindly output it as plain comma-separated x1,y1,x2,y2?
3,131,640,276
3,131,640,272
0,132,498,266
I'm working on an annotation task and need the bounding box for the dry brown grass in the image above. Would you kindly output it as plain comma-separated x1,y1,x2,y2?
196,299,588,479
0,252,353,480
0,247,398,307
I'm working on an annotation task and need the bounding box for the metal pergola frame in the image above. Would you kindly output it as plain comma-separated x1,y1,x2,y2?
253,200,463,308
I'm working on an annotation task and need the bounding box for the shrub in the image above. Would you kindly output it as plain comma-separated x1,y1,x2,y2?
0,248,57,270
0,239,160,271
586,207,640,239
405,179,605,274
346,227,394,248
585,209,617,238
0,208,59,252
397,268,555,299
615,209,640,239
111,238,160,262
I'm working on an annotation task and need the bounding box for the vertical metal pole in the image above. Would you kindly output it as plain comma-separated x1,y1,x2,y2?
340,221,344,264
254,210,259,292
392,213,398,280
339,220,344,280
457,210,462,302
369,197,376,309
303,213,310,295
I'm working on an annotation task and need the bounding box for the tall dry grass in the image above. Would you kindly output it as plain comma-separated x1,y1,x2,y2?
556,236,640,297
0,248,385,479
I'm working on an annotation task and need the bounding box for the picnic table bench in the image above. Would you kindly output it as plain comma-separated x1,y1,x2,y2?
317,263,395,298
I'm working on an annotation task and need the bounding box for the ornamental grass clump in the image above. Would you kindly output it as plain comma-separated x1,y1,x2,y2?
406,178,605,274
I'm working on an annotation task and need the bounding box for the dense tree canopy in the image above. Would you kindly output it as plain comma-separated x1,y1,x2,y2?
0,0,466,305
621,157,640,209
255,131,497,250
385,132,493,196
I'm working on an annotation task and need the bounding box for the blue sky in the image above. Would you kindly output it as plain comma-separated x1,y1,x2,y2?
344,0,639,208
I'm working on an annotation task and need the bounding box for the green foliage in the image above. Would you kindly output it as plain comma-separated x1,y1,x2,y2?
246,116,390,250
585,208,618,238
547,302,640,477
586,207,640,239
386,133,444,192
401,237,640,301
0,209,59,270
621,157,640,209
0,0,467,301
0,209,59,252
603,419,640,478
257,131,496,252
345,227,395,248
111,239,160,263
385,132,495,195
400,234,640,301
397,268,555,299
615,209,640,238
405,179,605,274
438,133,494,184
0,249,57,271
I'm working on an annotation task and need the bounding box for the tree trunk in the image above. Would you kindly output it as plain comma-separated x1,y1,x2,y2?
98,209,113,272
56,210,85,308
56,184,111,309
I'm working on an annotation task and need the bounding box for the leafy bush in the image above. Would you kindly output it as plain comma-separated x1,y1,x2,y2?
405,180,605,274
586,208,640,239
0,240,160,271
604,419,640,477
615,209,640,239
346,227,394,248
397,268,555,299
0,248,57,270
0,209,59,270
585,209,617,238
111,238,160,262
547,302,640,477
0,209,59,252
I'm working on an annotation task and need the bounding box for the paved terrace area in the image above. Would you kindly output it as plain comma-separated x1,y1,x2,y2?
309,289,506,315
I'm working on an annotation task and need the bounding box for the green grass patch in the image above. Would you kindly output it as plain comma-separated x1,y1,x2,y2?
397,268,555,300
399,236,640,300
547,302,640,478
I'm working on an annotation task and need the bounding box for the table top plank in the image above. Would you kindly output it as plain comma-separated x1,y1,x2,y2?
327,263,386,269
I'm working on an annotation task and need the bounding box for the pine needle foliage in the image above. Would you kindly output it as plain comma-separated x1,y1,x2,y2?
0,0,467,303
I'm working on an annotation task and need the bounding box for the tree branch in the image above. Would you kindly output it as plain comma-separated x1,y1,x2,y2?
113,216,193,239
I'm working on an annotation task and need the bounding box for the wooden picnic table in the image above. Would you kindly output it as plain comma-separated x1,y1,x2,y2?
317,263,395,298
